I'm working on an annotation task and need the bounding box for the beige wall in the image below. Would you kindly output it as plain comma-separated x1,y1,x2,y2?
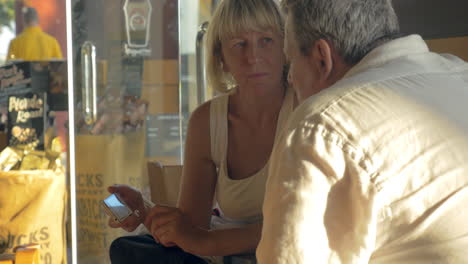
425,36,468,62
141,59,179,115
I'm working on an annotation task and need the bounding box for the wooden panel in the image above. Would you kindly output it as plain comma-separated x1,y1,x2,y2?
0,132,7,151
141,84,179,115
393,0,468,39
426,37,468,62
142,59,178,85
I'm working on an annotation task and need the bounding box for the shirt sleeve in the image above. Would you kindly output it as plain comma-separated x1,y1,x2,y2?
52,38,63,59
257,121,379,264
6,39,16,61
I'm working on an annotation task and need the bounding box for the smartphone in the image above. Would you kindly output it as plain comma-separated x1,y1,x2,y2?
101,193,133,223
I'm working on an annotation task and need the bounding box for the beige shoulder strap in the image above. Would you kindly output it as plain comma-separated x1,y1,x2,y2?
209,94,229,168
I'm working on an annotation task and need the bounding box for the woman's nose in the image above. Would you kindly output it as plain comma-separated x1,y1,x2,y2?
246,45,261,64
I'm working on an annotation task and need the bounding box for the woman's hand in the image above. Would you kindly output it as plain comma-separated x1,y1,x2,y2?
144,206,211,254
107,184,147,232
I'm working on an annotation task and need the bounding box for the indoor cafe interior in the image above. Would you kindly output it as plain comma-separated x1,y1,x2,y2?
0,0,467,263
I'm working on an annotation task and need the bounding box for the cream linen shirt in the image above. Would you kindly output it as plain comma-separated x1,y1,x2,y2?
257,35,468,264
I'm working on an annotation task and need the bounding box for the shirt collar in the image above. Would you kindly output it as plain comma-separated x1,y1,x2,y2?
344,34,429,79
24,26,42,33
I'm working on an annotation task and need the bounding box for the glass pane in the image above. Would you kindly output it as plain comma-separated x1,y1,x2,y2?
178,0,217,152
69,0,215,262
0,1,69,264
0,0,218,262
70,0,177,262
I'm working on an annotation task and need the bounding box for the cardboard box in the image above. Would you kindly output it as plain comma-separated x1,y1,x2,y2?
147,161,182,206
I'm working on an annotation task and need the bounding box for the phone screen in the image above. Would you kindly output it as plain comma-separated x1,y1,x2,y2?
103,194,132,221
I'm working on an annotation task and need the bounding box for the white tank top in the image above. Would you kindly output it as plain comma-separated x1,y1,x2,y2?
209,87,295,225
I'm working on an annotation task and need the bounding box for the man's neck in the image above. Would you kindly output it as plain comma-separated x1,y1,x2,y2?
26,22,39,28
298,60,353,103
331,62,353,85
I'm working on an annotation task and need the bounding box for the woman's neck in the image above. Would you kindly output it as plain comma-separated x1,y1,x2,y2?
230,84,286,126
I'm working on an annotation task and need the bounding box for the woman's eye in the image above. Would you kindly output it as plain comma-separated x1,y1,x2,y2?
262,37,273,44
233,41,246,48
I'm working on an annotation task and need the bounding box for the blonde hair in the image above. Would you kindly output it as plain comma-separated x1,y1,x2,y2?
205,0,284,93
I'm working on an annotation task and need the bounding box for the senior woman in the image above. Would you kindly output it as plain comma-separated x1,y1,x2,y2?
108,0,295,263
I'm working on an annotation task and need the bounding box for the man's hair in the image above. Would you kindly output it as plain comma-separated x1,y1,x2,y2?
205,0,284,93
282,0,400,65
23,7,39,26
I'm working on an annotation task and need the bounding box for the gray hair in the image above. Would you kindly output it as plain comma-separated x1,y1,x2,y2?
282,0,400,64
23,7,39,26
205,0,284,93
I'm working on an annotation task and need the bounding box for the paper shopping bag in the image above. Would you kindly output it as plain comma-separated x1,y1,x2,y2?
0,169,67,264
75,131,146,264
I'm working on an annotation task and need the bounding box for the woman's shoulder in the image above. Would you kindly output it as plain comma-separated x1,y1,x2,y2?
188,91,233,139
188,100,211,130
192,92,231,120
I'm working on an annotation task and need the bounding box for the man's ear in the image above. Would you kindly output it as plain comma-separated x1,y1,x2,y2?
310,39,333,81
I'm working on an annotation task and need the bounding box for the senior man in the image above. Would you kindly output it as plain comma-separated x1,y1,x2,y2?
258,0,468,263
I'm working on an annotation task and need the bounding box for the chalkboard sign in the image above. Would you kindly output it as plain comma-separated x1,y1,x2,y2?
0,61,67,110
7,92,47,150
0,62,49,102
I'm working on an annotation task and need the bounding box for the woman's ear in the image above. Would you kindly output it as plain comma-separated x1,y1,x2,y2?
220,52,229,73
221,60,230,73
311,39,333,81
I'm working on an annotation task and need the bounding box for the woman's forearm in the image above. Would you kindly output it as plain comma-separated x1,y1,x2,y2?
141,198,155,228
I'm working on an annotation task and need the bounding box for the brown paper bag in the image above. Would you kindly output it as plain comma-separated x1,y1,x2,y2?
0,169,67,264
147,161,182,207
75,131,147,264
